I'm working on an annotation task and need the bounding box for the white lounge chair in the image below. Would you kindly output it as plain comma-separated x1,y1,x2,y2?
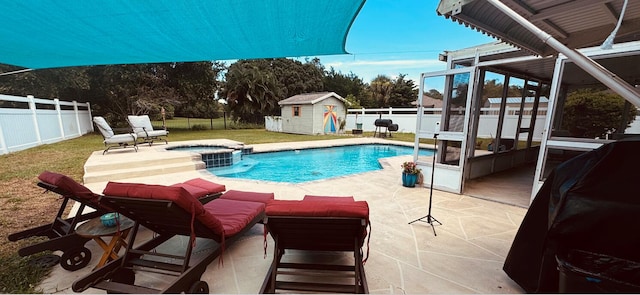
127,115,169,146
93,116,138,155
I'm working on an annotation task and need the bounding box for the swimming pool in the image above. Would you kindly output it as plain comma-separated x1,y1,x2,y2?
208,144,433,183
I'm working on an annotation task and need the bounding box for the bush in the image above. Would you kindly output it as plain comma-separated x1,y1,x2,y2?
563,89,635,138
190,124,208,131
227,122,264,130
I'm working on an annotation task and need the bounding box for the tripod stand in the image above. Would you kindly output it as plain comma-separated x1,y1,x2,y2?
409,133,442,236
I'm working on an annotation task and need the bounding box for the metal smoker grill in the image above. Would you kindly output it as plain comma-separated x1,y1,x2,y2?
374,119,398,137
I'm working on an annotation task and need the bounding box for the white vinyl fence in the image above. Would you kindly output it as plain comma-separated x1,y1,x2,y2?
266,107,549,141
344,107,550,141
265,107,640,140
0,94,93,155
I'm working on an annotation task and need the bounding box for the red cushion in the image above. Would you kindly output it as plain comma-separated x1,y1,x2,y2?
103,182,205,216
302,195,355,202
103,182,230,235
182,178,225,194
202,199,265,237
266,200,369,219
220,190,274,204
170,183,210,199
38,171,103,207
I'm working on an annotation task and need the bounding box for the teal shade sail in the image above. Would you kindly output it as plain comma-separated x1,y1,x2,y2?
0,0,366,69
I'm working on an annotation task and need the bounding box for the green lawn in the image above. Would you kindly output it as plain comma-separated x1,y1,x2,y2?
0,127,422,293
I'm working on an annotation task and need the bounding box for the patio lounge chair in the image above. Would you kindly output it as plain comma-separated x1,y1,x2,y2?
93,116,138,155
127,115,169,146
7,171,111,271
259,196,370,294
72,181,267,294
7,171,226,271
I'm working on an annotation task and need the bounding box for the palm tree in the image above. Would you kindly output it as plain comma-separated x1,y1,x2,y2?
369,75,393,107
223,61,280,123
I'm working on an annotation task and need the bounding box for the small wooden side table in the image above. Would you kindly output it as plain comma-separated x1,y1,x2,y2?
75,214,135,269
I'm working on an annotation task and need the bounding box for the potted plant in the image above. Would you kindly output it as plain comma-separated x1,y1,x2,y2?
401,161,421,187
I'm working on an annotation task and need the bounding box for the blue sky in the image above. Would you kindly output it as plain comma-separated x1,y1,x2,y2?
297,0,495,84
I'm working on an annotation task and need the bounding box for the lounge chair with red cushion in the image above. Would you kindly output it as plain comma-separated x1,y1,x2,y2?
72,181,268,294
260,195,370,294
7,171,225,271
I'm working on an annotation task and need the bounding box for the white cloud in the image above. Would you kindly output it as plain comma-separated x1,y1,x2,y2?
323,58,446,82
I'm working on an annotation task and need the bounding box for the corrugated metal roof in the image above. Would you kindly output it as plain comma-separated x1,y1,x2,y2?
488,96,549,104
437,0,640,56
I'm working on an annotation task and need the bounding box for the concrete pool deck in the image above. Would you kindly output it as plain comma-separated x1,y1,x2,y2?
39,137,527,294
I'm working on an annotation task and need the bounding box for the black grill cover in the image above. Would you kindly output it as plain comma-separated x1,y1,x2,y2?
503,137,640,293
374,119,392,127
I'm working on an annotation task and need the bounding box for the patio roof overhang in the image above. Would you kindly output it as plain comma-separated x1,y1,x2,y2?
0,0,366,70
436,0,640,57
436,0,640,106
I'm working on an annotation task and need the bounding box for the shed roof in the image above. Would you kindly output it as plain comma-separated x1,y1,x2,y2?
278,92,346,106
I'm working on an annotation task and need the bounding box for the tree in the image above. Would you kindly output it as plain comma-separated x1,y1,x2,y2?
269,58,324,98
323,67,366,99
562,89,636,138
221,60,281,124
425,89,443,100
168,61,226,119
343,94,361,109
481,79,503,104
86,64,177,126
481,78,526,106
369,75,394,107
0,64,89,100
388,74,418,107
221,58,325,123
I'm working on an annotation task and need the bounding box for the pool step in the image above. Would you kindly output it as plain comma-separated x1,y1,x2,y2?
84,150,200,173
83,150,205,183
83,161,205,184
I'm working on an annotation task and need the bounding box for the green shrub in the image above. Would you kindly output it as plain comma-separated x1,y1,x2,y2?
190,124,208,131
227,122,264,130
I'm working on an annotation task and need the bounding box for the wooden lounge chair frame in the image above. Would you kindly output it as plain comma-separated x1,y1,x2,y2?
8,180,108,271
72,195,265,294
8,172,224,272
260,216,369,294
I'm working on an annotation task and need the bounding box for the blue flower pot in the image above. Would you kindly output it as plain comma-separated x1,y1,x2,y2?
402,172,418,187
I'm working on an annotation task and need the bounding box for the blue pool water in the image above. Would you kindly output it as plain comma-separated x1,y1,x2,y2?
208,144,433,183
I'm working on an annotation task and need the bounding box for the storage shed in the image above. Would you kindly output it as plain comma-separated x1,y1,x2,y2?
278,92,348,135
